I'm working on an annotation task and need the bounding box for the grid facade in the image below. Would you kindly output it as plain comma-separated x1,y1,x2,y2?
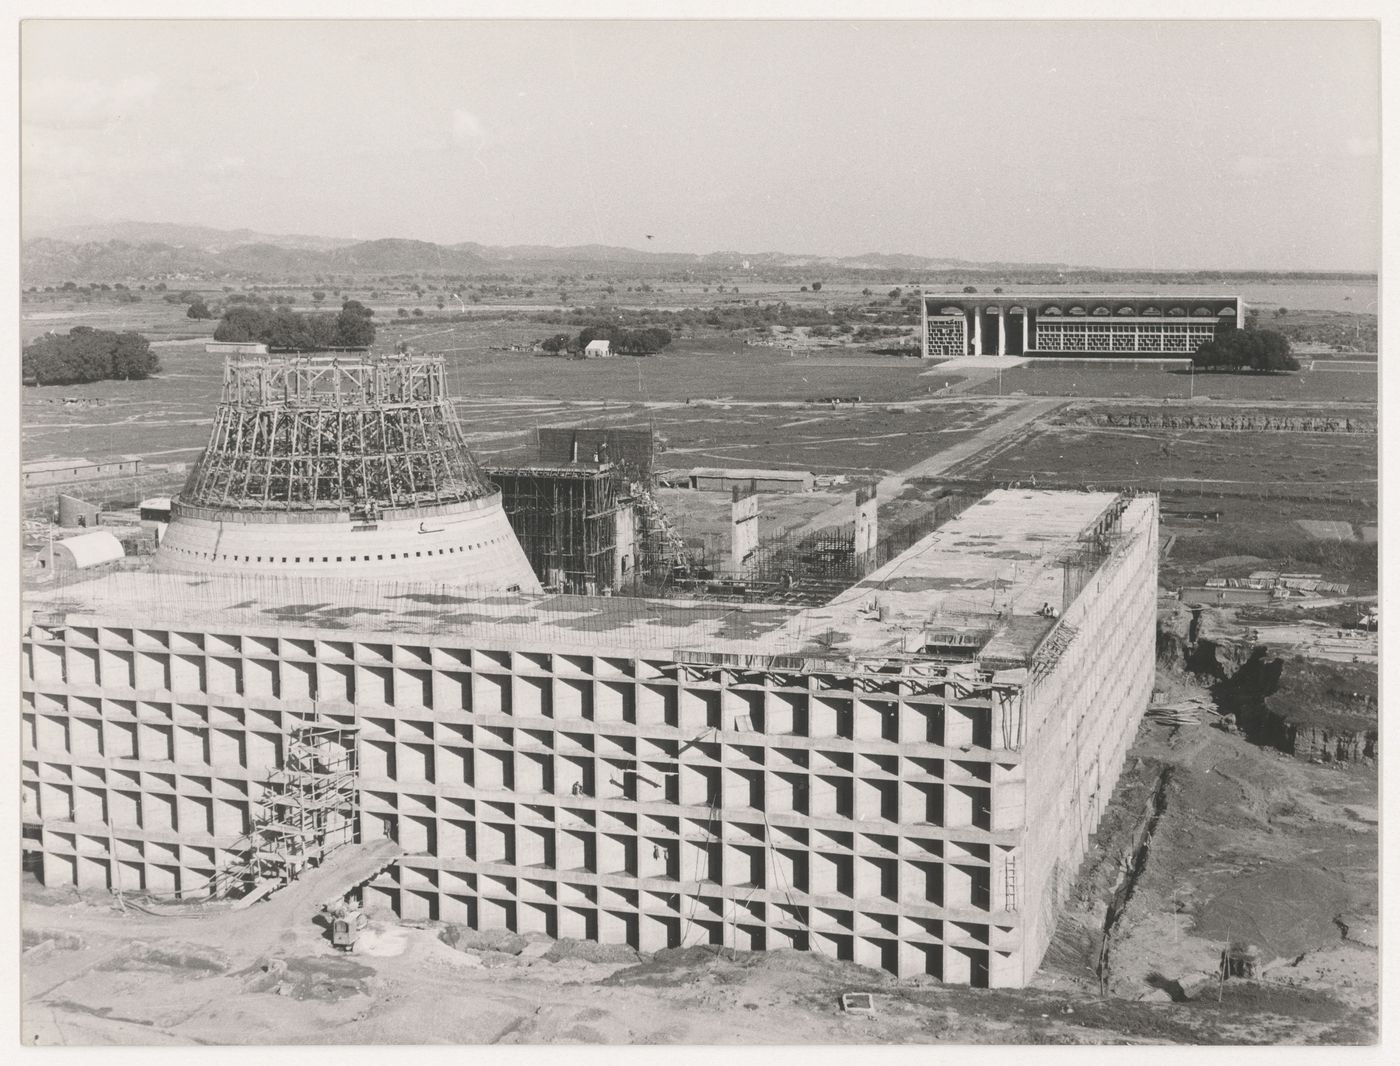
923,316,968,358
1031,321,1217,354
20,496,1159,989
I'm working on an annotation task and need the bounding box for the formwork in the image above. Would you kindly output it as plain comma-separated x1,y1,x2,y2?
154,353,540,591
182,354,493,513
21,490,1159,987
490,463,622,593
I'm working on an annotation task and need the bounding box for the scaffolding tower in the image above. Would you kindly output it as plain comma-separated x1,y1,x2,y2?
214,717,359,898
490,462,624,593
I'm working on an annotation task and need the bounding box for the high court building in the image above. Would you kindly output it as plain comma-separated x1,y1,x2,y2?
920,292,1244,358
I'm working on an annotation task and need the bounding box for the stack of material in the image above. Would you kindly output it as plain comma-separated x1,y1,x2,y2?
1145,694,1214,726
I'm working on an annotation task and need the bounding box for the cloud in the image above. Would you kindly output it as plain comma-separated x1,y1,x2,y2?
24,75,159,130
450,107,485,142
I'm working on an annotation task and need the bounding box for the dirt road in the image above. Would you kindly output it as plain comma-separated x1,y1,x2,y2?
789,397,1063,536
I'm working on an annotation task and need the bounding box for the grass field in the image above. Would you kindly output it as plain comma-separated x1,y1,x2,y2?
954,422,1377,505
379,322,936,405
543,402,997,476
21,331,993,481
965,363,1378,403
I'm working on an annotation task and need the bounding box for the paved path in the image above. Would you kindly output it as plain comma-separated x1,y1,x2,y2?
789,397,1064,536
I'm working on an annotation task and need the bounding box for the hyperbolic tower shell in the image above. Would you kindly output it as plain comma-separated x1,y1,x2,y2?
155,354,541,590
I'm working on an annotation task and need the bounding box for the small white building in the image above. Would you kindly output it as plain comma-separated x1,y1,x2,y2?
38,530,126,573
583,339,613,358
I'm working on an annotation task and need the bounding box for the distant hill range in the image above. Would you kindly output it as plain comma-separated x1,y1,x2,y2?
20,219,1374,283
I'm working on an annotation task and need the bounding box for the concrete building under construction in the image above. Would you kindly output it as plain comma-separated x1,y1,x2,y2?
21,485,1158,987
154,353,540,592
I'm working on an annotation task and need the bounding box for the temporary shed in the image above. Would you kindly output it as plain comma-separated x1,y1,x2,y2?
688,467,815,493
583,339,613,358
39,531,126,573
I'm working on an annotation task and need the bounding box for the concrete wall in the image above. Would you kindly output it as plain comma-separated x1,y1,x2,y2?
730,491,759,570
1016,496,1158,983
20,497,1158,987
155,494,541,592
22,620,1031,983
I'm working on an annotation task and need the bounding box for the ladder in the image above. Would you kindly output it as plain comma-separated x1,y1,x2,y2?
1004,853,1019,913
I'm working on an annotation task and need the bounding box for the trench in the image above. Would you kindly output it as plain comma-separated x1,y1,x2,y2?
1095,765,1173,993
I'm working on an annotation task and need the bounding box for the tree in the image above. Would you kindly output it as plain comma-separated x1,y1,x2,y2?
962,285,978,293
888,287,902,299
23,327,158,385
1191,328,1298,373
110,331,158,379
811,281,822,292
335,300,376,346
187,299,212,320
311,290,326,304
861,288,872,297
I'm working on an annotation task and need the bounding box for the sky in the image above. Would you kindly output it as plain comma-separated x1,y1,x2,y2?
20,19,1381,271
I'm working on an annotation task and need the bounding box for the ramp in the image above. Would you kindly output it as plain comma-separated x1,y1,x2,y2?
307,838,404,909
243,838,405,915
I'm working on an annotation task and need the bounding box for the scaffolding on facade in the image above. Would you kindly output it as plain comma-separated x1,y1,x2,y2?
213,717,359,899
490,462,623,594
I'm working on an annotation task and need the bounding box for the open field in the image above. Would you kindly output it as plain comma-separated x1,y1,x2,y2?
22,326,983,474
948,422,1377,504
962,364,1378,403
558,402,997,477
386,325,938,404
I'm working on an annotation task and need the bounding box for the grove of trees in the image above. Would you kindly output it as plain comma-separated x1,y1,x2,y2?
539,324,675,356
23,327,159,385
212,299,376,350
1191,328,1298,373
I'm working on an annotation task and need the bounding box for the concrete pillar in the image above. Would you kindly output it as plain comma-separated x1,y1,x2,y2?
996,310,1006,356
730,488,759,571
853,486,878,569
972,309,983,356
1023,311,1033,353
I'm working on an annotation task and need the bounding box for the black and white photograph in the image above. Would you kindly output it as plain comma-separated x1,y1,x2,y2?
10,4,1389,1050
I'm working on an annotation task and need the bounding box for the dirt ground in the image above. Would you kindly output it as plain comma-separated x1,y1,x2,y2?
1051,722,1376,1043
21,675,1377,1047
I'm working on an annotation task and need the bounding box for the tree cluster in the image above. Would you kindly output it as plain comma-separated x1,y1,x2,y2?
540,324,675,355
23,327,159,385
212,299,376,350
1191,328,1298,373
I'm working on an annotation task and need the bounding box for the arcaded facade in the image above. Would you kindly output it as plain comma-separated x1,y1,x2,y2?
920,292,1243,358
22,490,1157,988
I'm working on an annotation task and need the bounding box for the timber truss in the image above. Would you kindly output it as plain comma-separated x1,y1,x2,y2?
181,354,494,513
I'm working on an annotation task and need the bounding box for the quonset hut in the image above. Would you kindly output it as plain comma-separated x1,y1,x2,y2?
155,354,540,591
